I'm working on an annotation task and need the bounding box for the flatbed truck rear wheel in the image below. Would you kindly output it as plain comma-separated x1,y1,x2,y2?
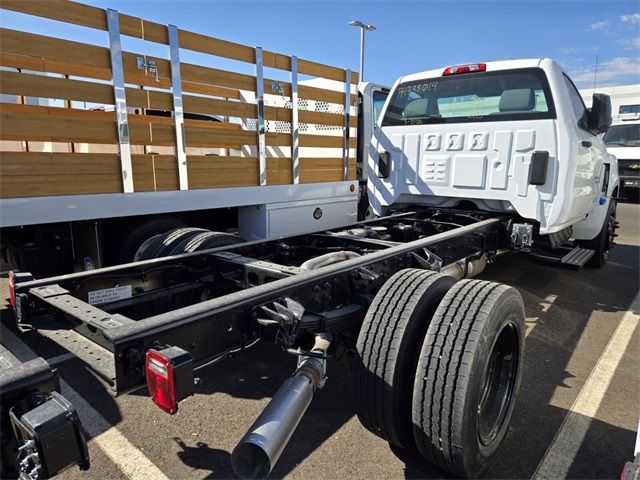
114,217,187,264
135,227,245,260
412,279,525,478
353,268,456,449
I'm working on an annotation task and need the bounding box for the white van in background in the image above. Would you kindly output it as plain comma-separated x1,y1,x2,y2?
369,58,619,266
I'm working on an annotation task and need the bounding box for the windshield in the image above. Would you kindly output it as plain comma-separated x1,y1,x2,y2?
381,68,555,126
603,124,640,147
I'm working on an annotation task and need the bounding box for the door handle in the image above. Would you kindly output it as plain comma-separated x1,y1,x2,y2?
582,141,592,148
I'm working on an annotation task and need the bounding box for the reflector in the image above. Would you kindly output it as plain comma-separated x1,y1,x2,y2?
8,271,16,308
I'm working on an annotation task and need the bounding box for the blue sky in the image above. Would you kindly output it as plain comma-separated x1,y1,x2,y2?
1,1,639,89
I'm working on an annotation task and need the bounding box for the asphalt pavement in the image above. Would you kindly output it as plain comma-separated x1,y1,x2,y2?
1,202,638,480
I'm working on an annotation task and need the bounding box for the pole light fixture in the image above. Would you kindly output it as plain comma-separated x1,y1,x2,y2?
349,20,376,82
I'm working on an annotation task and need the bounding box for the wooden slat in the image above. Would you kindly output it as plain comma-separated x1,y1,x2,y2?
0,28,110,70
0,110,117,144
0,70,113,105
0,151,119,175
2,1,169,43
178,30,255,64
0,152,183,197
2,1,108,33
0,175,121,197
181,82,240,100
298,59,358,85
147,155,179,190
187,156,258,188
299,158,357,182
0,151,122,197
265,133,357,149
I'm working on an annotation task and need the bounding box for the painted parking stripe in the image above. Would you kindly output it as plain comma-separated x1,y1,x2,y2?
59,379,169,480
0,327,168,480
532,306,640,479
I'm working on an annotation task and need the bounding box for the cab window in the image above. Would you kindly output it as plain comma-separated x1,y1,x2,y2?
562,74,588,121
372,90,388,122
381,68,555,126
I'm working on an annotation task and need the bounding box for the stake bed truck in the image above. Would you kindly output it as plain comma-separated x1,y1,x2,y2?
1,2,619,479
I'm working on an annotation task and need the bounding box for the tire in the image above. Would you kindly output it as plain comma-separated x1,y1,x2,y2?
114,217,187,264
168,231,245,255
412,279,525,478
134,227,208,261
578,199,617,268
354,269,456,449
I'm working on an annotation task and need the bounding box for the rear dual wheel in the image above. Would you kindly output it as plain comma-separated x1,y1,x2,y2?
353,270,525,478
134,228,245,261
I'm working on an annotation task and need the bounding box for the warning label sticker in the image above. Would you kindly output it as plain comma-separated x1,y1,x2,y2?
88,285,132,305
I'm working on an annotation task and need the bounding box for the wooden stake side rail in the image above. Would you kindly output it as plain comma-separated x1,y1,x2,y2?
0,2,359,198
0,29,357,106
0,152,357,197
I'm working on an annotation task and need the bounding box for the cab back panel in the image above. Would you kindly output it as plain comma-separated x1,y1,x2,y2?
370,120,558,225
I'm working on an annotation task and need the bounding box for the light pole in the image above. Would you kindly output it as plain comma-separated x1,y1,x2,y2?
349,20,376,82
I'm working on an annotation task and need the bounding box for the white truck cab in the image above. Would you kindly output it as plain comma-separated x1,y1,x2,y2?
368,58,618,264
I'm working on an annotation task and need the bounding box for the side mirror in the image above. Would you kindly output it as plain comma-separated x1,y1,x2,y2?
588,93,612,135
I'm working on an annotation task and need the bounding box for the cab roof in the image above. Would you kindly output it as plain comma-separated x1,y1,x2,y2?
398,58,556,84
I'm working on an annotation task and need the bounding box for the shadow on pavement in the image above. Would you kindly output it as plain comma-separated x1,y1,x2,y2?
173,437,235,479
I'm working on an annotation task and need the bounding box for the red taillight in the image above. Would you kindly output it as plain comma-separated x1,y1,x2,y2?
8,271,16,308
146,349,178,414
443,63,486,76
145,347,194,415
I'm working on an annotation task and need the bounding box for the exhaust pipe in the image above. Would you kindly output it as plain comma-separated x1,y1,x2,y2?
440,254,488,280
231,334,331,479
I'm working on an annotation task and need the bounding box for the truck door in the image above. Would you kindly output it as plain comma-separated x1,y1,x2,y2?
358,83,389,218
358,83,390,180
562,74,605,215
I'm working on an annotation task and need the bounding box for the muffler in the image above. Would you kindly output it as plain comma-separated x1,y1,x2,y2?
440,254,488,280
231,334,331,479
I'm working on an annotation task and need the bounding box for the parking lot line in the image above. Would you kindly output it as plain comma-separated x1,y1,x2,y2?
532,304,640,480
0,327,168,480
59,379,169,480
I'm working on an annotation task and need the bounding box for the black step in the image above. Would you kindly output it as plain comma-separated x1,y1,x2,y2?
528,246,595,269
560,247,595,268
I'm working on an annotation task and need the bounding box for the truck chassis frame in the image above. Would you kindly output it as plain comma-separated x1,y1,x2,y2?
13,208,511,395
